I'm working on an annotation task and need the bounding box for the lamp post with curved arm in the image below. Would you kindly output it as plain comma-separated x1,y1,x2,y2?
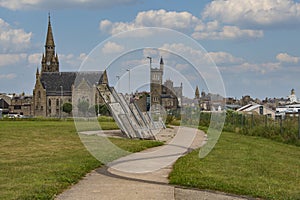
147,56,152,112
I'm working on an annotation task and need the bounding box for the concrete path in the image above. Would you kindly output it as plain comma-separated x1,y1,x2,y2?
55,127,249,200
108,126,198,173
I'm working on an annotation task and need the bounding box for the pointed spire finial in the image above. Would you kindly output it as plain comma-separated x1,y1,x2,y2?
45,12,55,47
160,56,164,65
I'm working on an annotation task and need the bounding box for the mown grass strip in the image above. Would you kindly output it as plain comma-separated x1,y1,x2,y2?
0,121,162,200
169,131,300,200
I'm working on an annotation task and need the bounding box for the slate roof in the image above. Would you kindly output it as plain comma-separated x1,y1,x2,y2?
40,71,103,96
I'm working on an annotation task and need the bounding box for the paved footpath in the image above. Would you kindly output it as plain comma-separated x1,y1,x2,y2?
56,127,249,200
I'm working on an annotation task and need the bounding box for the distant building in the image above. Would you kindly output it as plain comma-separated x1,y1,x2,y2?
0,93,33,116
276,104,300,118
237,103,275,119
240,95,253,106
10,93,33,116
150,57,182,111
288,89,298,103
0,93,10,110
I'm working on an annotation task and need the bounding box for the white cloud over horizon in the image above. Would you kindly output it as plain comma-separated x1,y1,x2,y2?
276,53,300,63
0,73,17,80
100,9,201,35
0,18,32,53
101,41,125,54
203,0,300,28
0,53,27,67
99,9,264,40
207,52,244,65
0,52,87,71
192,25,264,40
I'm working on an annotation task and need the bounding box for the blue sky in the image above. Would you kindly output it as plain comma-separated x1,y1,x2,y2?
1,0,300,99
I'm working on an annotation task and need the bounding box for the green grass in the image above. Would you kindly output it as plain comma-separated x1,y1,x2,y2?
0,121,162,200
169,131,300,200
109,137,163,153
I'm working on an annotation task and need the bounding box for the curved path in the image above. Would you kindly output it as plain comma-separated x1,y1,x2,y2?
108,126,198,173
56,127,248,200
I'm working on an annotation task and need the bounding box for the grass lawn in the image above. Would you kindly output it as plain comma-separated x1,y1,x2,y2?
169,131,300,200
0,120,162,200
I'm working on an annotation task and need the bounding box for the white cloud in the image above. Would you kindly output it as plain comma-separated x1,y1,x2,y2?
0,53,27,67
0,52,87,71
276,53,299,63
0,0,138,10
99,9,202,34
100,9,264,41
100,9,202,35
203,0,300,27
134,9,200,29
0,73,17,80
221,62,281,74
28,53,42,65
206,52,244,65
0,18,32,53
58,53,87,69
175,63,189,70
192,25,263,40
101,41,125,54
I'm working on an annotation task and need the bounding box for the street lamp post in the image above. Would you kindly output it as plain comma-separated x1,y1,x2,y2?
96,82,100,117
0,98,3,109
0,98,2,119
147,56,152,112
126,69,131,94
116,75,120,91
147,56,152,68
60,86,63,119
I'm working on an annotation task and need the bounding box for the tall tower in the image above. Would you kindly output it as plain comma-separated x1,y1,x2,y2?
41,14,59,73
195,86,200,99
150,57,164,107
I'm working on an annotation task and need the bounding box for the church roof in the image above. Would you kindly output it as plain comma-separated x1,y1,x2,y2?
40,71,104,96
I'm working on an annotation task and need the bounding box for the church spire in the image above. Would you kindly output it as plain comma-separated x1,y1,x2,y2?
36,67,39,79
42,13,59,73
46,13,55,48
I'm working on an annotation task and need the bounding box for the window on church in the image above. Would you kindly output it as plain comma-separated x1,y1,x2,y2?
56,99,59,107
38,91,41,99
49,99,51,106
41,106,43,110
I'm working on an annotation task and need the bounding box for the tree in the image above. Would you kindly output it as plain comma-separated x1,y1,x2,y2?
91,104,110,116
62,102,72,114
77,99,89,116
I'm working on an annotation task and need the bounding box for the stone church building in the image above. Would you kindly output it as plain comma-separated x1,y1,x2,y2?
33,15,106,117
